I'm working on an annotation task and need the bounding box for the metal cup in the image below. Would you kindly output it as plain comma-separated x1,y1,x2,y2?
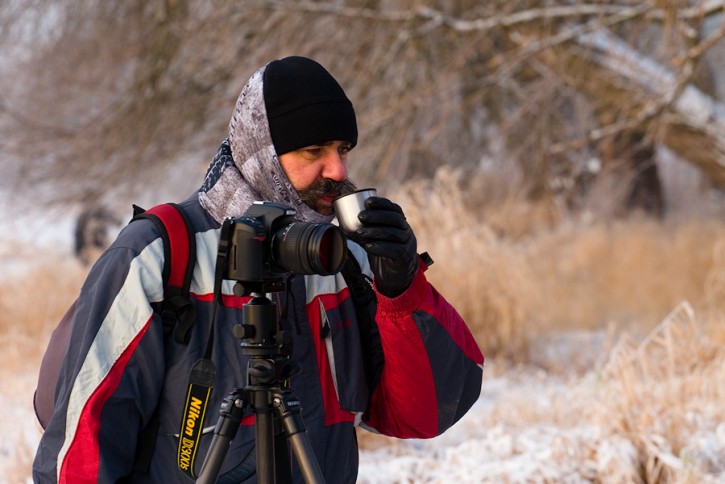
333,188,377,233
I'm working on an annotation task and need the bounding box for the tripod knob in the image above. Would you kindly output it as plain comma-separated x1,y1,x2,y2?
232,324,254,339
248,359,276,384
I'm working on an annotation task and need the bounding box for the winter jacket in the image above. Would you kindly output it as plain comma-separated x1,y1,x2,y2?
33,60,484,483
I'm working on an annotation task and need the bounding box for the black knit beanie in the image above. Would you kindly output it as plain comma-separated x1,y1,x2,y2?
263,56,357,156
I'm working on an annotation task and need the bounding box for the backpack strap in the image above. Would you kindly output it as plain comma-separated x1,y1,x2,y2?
132,203,197,344
340,253,384,393
130,202,197,473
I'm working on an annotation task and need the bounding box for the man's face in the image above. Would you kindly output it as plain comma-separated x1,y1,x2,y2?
278,140,357,215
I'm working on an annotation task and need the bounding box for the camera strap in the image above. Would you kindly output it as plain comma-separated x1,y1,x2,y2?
176,218,234,479
177,358,216,479
341,254,383,393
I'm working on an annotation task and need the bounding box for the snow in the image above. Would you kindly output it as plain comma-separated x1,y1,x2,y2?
3,361,609,484
6,358,723,483
1,368,42,484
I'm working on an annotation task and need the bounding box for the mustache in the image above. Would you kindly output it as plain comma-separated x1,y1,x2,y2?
297,178,357,200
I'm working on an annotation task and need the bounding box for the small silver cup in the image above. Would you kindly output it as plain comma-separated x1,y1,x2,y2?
333,188,377,233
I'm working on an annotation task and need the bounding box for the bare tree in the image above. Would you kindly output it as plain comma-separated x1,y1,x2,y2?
2,0,725,218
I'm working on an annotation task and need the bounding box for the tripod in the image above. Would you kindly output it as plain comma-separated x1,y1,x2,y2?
196,285,325,484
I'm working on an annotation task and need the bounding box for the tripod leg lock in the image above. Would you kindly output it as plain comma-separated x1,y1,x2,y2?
214,391,247,439
273,392,305,437
197,390,248,483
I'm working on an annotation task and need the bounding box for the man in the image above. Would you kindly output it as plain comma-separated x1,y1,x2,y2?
34,56,484,483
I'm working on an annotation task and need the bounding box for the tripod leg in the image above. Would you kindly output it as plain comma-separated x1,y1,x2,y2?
274,419,293,483
255,407,276,484
197,390,247,484
273,391,326,484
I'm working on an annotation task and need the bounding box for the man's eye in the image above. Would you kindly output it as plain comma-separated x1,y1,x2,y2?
305,148,321,156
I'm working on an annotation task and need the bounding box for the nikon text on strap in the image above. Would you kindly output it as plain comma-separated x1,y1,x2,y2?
177,359,216,477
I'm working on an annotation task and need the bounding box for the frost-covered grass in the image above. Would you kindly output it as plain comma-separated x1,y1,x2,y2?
357,302,725,483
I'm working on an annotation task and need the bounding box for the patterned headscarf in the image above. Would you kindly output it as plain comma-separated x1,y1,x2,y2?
198,64,339,225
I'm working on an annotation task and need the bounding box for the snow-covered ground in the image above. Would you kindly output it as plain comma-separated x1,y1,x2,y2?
0,360,600,483
5,357,724,483
357,368,639,484
1,367,42,484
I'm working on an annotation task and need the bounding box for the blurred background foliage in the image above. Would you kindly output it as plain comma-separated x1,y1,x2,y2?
2,0,725,220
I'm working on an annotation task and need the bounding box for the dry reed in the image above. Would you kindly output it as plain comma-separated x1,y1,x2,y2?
0,251,88,482
594,302,725,482
0,255,87,370
394,167,725,363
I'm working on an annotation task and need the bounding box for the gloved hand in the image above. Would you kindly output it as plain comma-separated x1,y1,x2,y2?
349,196,419,298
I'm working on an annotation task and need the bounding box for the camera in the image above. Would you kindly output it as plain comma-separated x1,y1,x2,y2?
225,201,347,293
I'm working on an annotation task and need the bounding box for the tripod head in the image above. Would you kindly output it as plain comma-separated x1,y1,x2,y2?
231,285,300,387
231,285,285,347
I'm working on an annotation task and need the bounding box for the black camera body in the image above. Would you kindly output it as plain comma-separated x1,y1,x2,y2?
225,201,347,294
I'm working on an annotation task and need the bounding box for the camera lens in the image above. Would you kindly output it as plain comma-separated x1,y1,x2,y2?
272,222,346,276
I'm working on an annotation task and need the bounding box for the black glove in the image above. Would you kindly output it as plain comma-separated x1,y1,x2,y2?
349,196,419,298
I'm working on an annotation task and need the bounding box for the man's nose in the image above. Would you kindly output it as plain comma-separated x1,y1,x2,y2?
322,153,347,181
